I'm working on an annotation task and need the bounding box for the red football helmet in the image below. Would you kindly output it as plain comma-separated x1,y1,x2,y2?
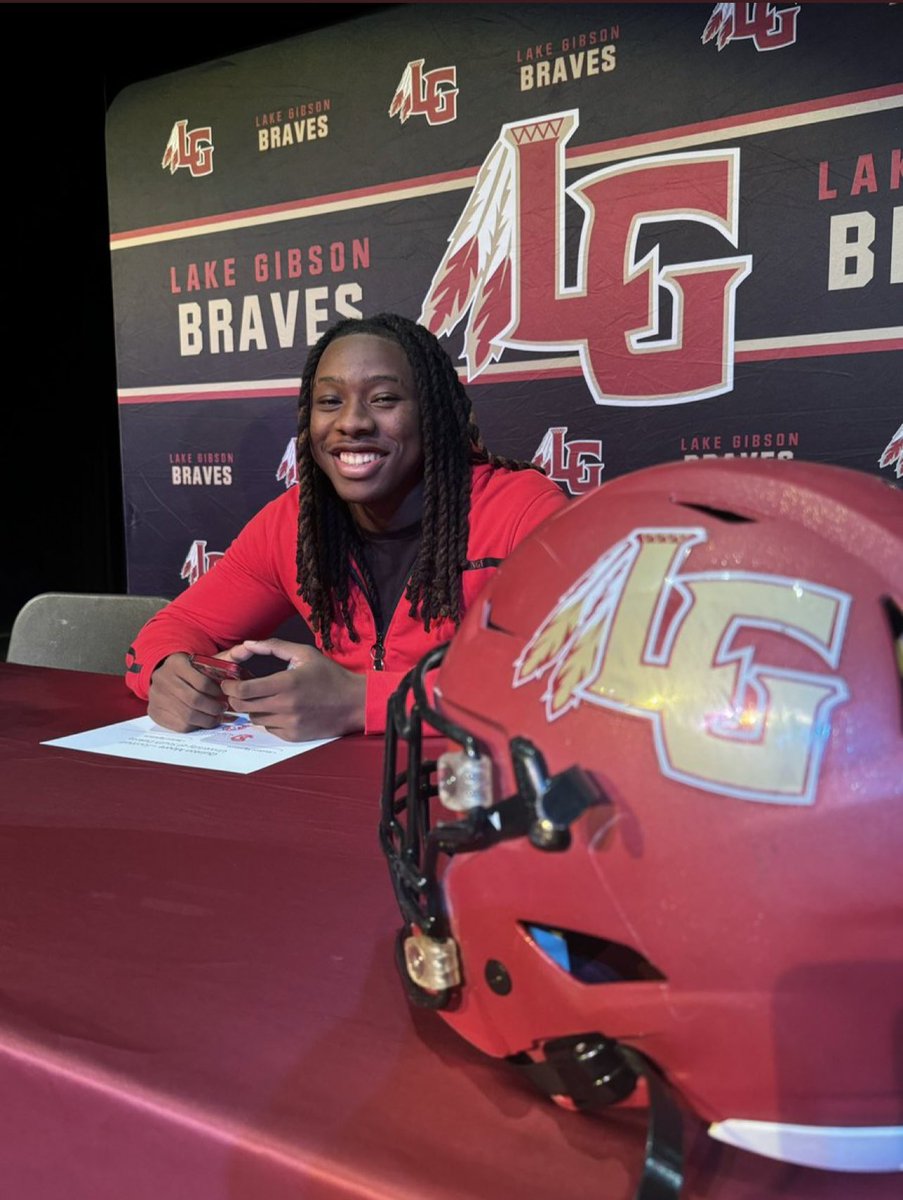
380,459,903,1186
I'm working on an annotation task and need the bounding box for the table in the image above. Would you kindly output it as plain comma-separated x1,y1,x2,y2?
0,662,898,1199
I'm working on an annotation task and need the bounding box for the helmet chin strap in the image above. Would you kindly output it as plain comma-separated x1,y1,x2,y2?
508,1035,684,1200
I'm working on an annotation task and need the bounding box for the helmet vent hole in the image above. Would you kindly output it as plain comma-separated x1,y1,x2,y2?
676,501,755,524
525,923,666,985
880,595,903,728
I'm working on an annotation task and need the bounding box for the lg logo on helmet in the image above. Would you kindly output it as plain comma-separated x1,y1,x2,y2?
514,528,850,805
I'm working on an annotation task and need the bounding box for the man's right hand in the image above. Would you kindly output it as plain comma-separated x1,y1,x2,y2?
147,652,229,732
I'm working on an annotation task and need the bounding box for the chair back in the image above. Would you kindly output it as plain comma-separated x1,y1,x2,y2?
8,593,171,675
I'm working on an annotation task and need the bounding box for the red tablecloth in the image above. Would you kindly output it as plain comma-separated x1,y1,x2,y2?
0,663,897,1199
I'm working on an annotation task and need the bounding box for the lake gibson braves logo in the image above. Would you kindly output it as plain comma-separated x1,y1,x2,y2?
702,4,800,52
181,539,223,585
879,420,903,479
513,528,850,804
533,426,604,494
277,438,298,489
420,110,751,405
162,119,214,177
389,60,458,125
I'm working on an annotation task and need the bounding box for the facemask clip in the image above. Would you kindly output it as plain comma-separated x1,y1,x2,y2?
403,931,462,992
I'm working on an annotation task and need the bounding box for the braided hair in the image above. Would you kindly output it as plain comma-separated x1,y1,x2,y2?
295,312,535,650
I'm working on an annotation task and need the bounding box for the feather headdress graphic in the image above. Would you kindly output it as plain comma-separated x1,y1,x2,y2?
879,421,903,479
418,125,523,377
419,109,748,405
388,61,418,124
702,3,737,50
513,534,644,721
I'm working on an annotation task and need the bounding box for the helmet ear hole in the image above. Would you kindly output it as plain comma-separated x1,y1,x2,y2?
383,459,903,1178
524,924,666,985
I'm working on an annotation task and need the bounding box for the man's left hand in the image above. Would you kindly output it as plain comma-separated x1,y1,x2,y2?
219,638,367,741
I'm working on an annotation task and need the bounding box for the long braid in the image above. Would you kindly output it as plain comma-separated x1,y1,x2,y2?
295,313,538,647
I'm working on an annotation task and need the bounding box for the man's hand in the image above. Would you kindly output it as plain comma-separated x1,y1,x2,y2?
147,650,239,732
220,639,367,741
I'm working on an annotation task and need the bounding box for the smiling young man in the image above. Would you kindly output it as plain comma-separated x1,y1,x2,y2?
125,314,567,740
310,332,424,533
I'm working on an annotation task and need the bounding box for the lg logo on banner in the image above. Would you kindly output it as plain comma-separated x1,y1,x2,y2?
162,119,214,178
532,427,604,495
702,4,800,52
277,439,298,489
420,110,751,406
389,59,458,125
180,540,223,586
880,421,903,479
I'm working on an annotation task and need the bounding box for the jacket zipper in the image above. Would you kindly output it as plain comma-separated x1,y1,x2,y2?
351,543,422,673
357,560,497,670
371,630,386,671
349,559,388,671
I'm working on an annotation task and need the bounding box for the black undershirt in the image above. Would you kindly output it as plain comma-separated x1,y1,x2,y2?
356,520,422,634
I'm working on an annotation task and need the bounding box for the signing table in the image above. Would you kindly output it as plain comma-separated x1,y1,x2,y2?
0,663,898,1200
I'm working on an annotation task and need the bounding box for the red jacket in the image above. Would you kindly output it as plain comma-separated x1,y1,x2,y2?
126,463,567,733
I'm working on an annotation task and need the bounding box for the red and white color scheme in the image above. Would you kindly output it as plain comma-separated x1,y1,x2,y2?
531,426,604,495
702,4,800,52
879,420,903,479
421,111,751,405
161,119,214,177
388,459,903,1174
276,438,298,489
108,5,901,601
389,59,458,126
180,539,223,586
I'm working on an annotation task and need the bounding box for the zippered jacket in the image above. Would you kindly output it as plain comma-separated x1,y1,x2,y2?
125,463,568,733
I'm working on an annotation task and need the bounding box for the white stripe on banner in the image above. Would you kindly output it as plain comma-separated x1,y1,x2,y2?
110,84,903,251
117,330,903,405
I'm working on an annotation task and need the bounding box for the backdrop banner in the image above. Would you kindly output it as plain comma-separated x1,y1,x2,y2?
106,3,903,599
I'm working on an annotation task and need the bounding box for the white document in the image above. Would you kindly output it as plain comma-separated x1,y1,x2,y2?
43,714,336,774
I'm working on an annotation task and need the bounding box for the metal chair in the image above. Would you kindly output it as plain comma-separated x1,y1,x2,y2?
7,593,171,675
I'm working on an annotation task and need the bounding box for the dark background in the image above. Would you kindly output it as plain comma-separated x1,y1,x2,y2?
6,1,898,655
3,2,392,653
